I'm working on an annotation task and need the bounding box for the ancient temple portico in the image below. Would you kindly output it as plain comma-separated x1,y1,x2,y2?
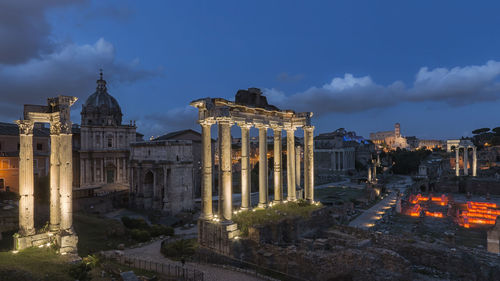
14,96,78,254
192,88,314,254
454,141,477,177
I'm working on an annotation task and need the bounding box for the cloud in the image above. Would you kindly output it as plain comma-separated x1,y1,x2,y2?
0,0,87,64
0,38,160,121
138,106,198,138
265,60,500,115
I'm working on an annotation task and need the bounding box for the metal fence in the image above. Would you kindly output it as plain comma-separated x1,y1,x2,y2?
112,255,204,281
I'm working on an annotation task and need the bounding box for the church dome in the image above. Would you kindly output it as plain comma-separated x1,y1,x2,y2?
81,71,123,126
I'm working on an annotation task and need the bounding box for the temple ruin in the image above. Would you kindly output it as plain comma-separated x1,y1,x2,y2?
191,88,314,254
14,96,78,254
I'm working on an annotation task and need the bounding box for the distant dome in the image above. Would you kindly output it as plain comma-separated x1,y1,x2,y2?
81,71,123,126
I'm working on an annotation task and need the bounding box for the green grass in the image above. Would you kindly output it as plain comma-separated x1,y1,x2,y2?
73,213,132,256
0,247,72,281
233,200,322,236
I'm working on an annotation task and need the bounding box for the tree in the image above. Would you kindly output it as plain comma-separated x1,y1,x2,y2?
492,127,500,136
472,128,490,135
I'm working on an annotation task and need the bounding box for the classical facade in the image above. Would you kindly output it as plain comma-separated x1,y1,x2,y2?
129,139,194,215
191,88,315,254
15,96,78,254
79,72,137,189
450,139,477,177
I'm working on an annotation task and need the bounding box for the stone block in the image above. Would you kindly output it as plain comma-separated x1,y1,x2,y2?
59,233,78,254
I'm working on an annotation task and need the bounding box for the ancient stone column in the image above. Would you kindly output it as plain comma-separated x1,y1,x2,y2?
16,120,35,236
295,145,301,192
49,121,61,231
472,147,477,177
258,125,269,208
273,127,283,203
200,120,214,219
464,148,469,176
59,121,73,232
342,151,346,171
304,126,315,203
368,166,372,183
240,123,252,210
455,147,460,176
286,128,296,201
373,160,377,180
219,120,233,221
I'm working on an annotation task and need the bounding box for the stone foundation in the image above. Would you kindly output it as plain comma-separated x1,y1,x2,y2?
14,231,78,254
198,219,239,255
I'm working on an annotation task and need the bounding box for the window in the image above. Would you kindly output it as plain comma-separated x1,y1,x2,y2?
17,143,20,151
33,159,38,168
108,138,113,148
0,142,2,151
96,135,100,145
0,179,4,190
36,143,43,151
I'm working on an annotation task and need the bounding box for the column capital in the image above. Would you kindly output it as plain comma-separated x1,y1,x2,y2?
217,117,234,126
199,119,216,127
255,123,270,129
15,120,34,135
284,126,296,132
60,120,72,134
50,120,61,135
303,125,315,132
237,122,253,129
271,125,283,132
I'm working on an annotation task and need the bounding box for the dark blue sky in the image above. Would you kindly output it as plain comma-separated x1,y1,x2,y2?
2,0,500,139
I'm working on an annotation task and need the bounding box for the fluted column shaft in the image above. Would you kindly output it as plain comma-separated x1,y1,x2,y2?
472,147,477,177
258,126,269,208
286,128,296,201
240,124,251,210
49,128,61,231
59,130,73,231
455,148,460,176
295,145,301,192
200,121,213,219
219,120,233,221
273,128,283,203
304,126,315,203
17,120,35,236
464,148,469,176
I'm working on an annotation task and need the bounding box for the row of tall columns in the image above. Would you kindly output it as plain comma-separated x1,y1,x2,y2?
199,120,315,223
16,119,74,236
455,146,477,177
295,145,301,192
330,150,355,171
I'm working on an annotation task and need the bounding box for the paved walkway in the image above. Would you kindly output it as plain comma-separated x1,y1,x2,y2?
348,175,412,229
112,239,265,281
348,191,398,229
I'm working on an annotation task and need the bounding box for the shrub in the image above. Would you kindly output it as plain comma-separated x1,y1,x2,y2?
130,229,151,242
150,224,174,237
121,216,149,230
161,239,197,260
68,255,99,281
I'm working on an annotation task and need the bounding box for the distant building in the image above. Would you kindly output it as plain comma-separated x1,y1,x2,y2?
314,128,375,181
78,72,138,189
371,123,443,151
152,129,216,198
129,139,194,214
